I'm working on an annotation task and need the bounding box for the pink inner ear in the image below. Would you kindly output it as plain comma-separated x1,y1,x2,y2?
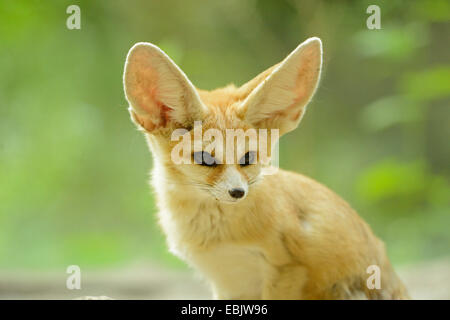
157,101,171,127
127,56,172,129
283,49,319,122
294,52,316,105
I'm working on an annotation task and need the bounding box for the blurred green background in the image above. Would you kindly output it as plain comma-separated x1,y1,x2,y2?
0,0,449,272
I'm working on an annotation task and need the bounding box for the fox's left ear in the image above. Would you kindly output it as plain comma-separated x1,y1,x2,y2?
123,43,206,132
239,37,322,136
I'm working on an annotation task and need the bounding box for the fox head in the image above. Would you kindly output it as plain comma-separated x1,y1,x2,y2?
123,38,322,203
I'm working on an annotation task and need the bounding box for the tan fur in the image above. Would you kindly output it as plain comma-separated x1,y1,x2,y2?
123,38,409,299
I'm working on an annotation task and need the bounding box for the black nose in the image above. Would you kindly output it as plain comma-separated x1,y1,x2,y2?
229,188,245,199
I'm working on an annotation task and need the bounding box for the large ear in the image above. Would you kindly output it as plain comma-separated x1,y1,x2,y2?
239,37,322,136
123,42,206,131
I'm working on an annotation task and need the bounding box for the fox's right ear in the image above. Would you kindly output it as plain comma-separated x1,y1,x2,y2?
239,37,322,136
123,43,206,132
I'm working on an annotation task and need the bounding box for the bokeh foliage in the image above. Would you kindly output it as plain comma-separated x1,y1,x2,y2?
0,0,449,270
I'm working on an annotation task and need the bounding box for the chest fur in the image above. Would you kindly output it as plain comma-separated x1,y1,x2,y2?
157,198,268,299
189,244,266,299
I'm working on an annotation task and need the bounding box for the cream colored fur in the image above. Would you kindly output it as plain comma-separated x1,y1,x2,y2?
123,38,409,300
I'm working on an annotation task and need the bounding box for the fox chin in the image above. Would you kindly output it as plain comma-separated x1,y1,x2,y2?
122,37,410,300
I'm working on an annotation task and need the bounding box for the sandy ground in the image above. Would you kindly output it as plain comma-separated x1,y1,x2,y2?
0,257,449,300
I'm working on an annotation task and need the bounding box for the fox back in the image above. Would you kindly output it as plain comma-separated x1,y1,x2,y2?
123,38,409,299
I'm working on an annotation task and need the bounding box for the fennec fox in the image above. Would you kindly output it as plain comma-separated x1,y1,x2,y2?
123,37,409,299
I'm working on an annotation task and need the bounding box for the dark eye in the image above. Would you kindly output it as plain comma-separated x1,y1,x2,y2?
239,151,256,166
193,151,218,167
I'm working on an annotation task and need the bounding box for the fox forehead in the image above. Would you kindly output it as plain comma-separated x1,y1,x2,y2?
194,88,250,131
194,63,279,130
198,85,244,109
